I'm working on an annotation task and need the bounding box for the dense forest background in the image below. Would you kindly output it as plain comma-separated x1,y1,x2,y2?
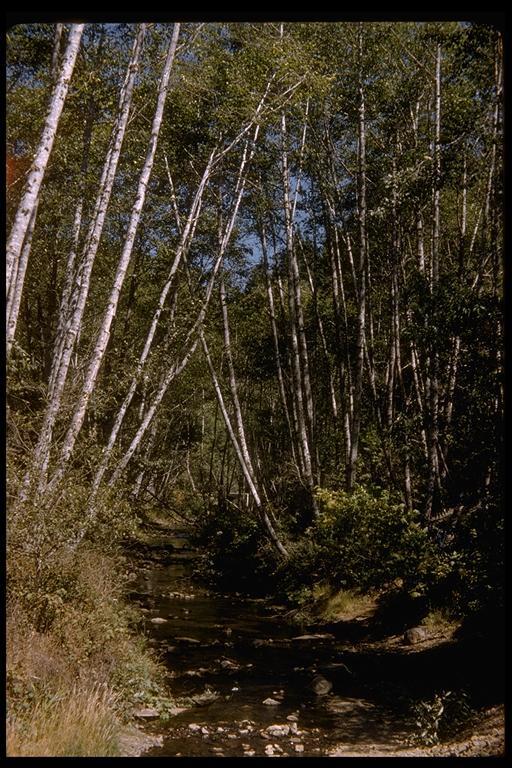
6,21,503,756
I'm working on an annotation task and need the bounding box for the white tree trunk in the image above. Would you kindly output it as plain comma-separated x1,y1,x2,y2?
347,25,367,491
280,112,316,511
49,100,95,397
6,201,38,358
87,131,256,508
47,25,181,493
425,43,442,519
200,330,288,557
20,25,146,500
6,24,83,336
260,222,298,469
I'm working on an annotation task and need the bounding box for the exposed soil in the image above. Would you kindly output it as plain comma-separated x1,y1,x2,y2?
329,704,505,757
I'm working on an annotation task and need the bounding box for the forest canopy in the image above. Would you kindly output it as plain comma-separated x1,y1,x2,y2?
7,18,503,622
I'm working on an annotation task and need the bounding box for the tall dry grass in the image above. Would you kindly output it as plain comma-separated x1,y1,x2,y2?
7,683,121,757
7,546,168,757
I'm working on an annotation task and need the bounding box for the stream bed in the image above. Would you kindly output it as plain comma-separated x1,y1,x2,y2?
128,526,502,758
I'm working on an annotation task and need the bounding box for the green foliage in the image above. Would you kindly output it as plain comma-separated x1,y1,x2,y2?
409,690,475,747
6,26,503,747
435,499,504,617
193,497,268,589
312,485,431,591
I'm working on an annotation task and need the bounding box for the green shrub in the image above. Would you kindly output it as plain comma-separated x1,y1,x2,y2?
311,485,432,591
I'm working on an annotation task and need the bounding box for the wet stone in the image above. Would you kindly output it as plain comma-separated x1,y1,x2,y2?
311,674,333,696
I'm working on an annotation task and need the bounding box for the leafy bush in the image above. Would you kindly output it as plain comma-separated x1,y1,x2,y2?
311,485,432,591
192,497,271,591
409,690,475,747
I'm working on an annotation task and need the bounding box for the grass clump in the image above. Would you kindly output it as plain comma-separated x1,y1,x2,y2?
7,684,121,757
6,542,171,757
317,586,376,622
421,608,458,633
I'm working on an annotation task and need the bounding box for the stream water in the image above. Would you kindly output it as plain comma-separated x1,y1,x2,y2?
128,526,502,758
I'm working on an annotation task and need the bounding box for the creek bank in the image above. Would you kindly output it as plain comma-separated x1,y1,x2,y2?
329,704,505,757
118,727,163,757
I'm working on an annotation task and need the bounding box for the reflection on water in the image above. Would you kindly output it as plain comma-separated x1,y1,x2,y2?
129,532,479,758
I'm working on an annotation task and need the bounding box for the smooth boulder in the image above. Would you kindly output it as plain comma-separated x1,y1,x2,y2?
403,626,430,645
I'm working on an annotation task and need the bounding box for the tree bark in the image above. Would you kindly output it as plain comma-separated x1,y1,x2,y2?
425,42,442,520
21,25,145,501
200,330,288,557
347,25,368,492
6,24,84,349
47,24,180,494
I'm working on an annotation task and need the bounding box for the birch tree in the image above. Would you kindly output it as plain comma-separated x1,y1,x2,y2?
346,24,368,491
46,24,181,495
20,25,146,499
6,24,84,354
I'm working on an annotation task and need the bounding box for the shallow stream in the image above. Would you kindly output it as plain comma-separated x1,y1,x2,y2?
128,526,500,758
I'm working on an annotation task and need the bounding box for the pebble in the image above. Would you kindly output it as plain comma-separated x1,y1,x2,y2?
294,744,305,753
150,617,167,623
244,750,256,757
221,659,239,670
263,698,280,706
287,714,299,722
188,723,201,732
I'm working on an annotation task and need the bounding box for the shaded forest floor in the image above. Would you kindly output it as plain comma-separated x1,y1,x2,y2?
329,704,505,757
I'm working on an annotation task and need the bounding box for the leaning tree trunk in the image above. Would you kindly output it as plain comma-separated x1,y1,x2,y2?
6,202,38,358
20,25,146,501
46,25,180,496
6,24,84,351
86,149,214,502
200,330,288,558
72,134,260,544
87,130,257,513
